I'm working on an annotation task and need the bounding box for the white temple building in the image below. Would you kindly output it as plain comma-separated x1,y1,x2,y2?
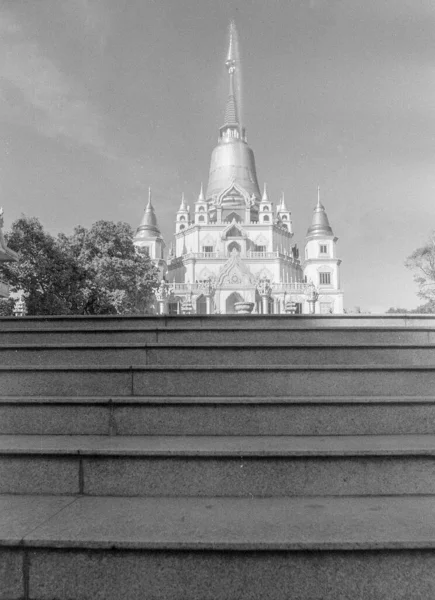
134,24,344,315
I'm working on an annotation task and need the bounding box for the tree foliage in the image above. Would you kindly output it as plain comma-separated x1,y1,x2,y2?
405,234,435,305
0,216,159,315
0,298,15,316
387,234,435,314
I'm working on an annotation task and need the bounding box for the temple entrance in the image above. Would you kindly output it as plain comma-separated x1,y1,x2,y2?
226,292,244,314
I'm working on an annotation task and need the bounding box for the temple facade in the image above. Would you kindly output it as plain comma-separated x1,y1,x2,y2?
134,24,344,315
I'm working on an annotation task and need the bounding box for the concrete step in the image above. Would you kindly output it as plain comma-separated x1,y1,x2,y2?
1,364,435,397
2,343,435,366
3,493,435,599
1,327,435,345
2,396,435,436
2,314,435,330
2,434,435,496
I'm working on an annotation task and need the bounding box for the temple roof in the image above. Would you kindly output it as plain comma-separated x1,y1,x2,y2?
135,189,161,239
306,188,334,238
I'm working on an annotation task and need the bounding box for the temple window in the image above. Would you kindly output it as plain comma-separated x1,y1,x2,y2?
198,206,205,212
179,225,185,231
319,244,328,254
198,216,205,222
179,216,186,221
263,215,270,222
254,245,266,253
202,246,213,253
319,272,331,285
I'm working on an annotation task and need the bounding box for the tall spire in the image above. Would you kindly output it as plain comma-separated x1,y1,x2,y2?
206,23,260,201
220,21,244,137
307,187,333,237
223,21,239,127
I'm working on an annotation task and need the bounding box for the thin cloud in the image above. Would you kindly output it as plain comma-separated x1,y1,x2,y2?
60,0,127,53
0,9,107,152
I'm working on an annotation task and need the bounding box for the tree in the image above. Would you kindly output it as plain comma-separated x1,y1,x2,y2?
403,233,435,313
65,220,159,315
0,298,15,316
0,216,159,315
387,234,435,314
0,216,84,315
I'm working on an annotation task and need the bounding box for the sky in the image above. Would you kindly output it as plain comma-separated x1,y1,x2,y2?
0,0,434,312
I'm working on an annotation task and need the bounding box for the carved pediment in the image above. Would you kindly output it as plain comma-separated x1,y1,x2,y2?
216,251,256,288
201,234,215,247
254,234,269,246
198,267,216,280
214,180,254,208
221,219,247,240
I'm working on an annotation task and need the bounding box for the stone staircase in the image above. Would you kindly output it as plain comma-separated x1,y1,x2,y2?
2,314,435,599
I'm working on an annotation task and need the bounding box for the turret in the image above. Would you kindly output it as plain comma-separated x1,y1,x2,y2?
304,188,343,313
258,183,273,225
176,192,190,234
194,183,209,225
133,188,166,277
276,192,292,232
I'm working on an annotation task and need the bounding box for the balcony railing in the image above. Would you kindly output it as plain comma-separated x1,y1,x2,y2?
168,281,309,295
171,251,297,262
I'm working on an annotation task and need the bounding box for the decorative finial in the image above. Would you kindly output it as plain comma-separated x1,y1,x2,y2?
226,21,237,74
147,187,152,208
317,186,321,208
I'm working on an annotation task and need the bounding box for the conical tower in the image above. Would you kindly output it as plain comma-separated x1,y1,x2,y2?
304,187,343,313
134,188,166,276
206,22,261,211
306,187,334,238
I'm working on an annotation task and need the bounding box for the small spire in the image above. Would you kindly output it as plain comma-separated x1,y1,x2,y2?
146,187,152,208
262,183,268,201
278,191,288,211
179,192,188,211
316,185,322,209
198,183,205,202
